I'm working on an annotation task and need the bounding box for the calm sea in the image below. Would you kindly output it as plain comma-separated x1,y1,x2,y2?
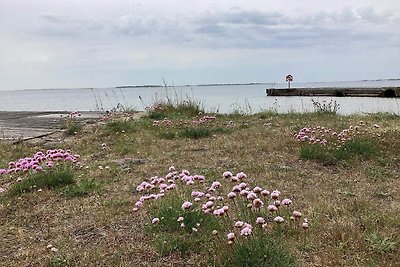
0,80,399,115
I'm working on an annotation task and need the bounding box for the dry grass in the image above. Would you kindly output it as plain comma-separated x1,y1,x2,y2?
0,110,399,266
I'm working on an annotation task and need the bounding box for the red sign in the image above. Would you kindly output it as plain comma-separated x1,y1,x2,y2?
286,74,293,82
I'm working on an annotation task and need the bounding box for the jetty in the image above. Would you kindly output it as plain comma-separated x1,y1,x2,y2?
266,87,400,97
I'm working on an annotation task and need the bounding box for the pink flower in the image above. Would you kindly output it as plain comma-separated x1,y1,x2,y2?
253,186,262,193
293,211,302,218
247,192,257,200
213,209,225,216
227,232,235,241
152,218,160,224
239,182,247,189
256,217,265,225
261,190,270,196
177,216,184,222
268,205,278,212
223,171,233,178
273,216,284,224
236,172,247,179
281,198,292,206
227,192,237,199
159,184,168,190
205,201,214,208
169,166,176,172
240,227,252,236
234,221,244,228
232,185,241,192
231,176,239,182
253,198,264,208
239,190,249,196
271,190,280,199
182,201,193,210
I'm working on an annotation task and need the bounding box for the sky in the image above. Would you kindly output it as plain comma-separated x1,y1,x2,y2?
0,0,399,90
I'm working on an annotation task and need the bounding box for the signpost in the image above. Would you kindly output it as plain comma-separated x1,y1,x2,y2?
286,74,293,89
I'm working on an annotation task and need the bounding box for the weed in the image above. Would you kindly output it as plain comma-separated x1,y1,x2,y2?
366,233,396,253
311,99,340,114
299,138,378,164
61,178,104,197
51,255,70,267
104,120,136,134
147,99,203,119
8,167,74,197
226,235,298,267
147,195,220,257
64,123,82,136
178,127,212,139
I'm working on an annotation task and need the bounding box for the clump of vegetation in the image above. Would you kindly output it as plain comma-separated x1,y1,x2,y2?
134,167,306,265
146,99,203,119
62,111,83,135
103,119,136,134
8,167,74,197
311,99,340,114
295,122,380,164
61,178,104,197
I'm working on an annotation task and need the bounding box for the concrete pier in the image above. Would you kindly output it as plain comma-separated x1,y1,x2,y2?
266,87,400,97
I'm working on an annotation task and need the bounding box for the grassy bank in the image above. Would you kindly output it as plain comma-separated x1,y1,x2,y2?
0,103,399,266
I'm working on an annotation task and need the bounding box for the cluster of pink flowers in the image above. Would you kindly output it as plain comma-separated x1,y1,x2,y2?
192,115,217,125
152,118,173,126
133,167,207,212
152,115,218,128
294,122,375,147
67,111,82,118
133,167,308,245
0,149,79,177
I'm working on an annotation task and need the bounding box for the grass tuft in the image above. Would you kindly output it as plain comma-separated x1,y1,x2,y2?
104,120,136,134
61,178,104,197
366,233,397,253
226,235,299,267
147,195,220,257
148,100,203,119
8,167,74,197
300,138,378,164
178,127,212,139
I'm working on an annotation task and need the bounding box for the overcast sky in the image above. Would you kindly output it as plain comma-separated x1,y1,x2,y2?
0,0,399,90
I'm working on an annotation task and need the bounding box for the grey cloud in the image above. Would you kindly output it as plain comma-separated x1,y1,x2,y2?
34,6,395,50
189,7,394,49
36,13,107,37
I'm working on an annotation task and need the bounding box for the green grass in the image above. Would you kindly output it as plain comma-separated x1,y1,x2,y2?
300,138,379,164
8,167,74,197
104,120,136,134
148,100,203,119
60,178,104,197
366,233,397,253
63,123,82,136
178,127,212,139
147,195,220,257
225,235,299,267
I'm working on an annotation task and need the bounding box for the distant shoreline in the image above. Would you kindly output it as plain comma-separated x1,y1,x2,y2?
2,79,399,92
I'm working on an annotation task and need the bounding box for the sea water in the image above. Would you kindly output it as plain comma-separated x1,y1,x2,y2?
0,80,399,115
